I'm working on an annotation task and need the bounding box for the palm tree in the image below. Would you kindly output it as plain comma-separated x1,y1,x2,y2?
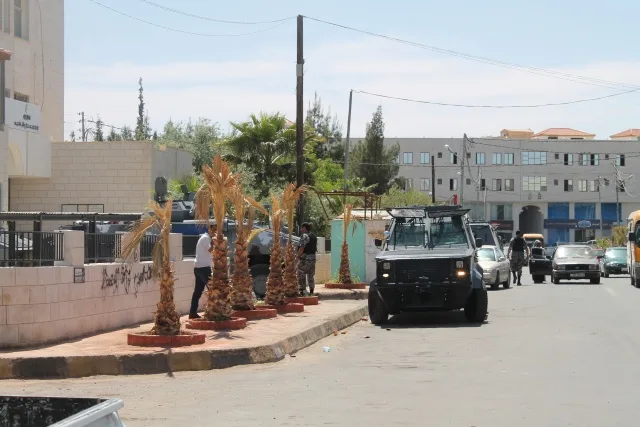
338,204,360,284
265,193,287,306
194,155,239,321
229,186,268,311
122,200,180,336
282,183,306,297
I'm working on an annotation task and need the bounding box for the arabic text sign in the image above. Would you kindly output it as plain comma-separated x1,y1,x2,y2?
6,97,40,133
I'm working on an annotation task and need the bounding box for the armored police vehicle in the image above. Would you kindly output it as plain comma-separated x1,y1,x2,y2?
369,205,488,324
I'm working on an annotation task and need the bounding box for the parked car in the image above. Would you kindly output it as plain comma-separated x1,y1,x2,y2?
529,247,555,283
551,245,600,285
600,247,628,277
470,222,503,251
477,245,510,289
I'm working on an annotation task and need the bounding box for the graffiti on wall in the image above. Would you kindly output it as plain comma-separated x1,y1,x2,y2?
101,264,154,296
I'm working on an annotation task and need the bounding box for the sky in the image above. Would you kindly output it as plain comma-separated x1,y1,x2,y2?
64,0,640,141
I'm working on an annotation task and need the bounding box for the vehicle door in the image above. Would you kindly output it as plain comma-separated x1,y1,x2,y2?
495,247,509,278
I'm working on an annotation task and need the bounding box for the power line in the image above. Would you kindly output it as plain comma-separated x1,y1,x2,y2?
136,0,295,25
303,16,640,91
88,0,292,37
353,88,639,109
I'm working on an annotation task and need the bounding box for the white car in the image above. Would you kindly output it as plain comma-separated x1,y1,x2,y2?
477,245,511,289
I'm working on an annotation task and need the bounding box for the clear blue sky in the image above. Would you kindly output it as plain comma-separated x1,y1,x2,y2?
64,0,640,139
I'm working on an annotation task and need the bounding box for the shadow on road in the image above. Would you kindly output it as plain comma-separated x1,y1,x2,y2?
380,311,483,329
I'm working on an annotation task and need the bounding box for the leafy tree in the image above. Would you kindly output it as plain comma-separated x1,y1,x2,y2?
135,77,146,140
160,118,219,173
349,106,399,195
121,125,134,141
380,185,433,208
152,131,158,141
107,127,122,141
305,92,343,161
143,113,152,140
94,116,104,142
69,131,76,142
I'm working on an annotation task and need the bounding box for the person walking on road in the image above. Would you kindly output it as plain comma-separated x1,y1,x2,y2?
507,230,530,286
189,225,214,319
297,222,317,296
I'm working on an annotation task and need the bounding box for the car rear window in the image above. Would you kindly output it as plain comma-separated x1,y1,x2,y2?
477,248,496,261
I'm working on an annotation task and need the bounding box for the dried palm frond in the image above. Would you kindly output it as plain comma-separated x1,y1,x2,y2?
265,193,287,305
281,183,307,297
338,204,362,285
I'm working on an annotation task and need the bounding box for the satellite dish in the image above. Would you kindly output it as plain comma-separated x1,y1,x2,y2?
154,176,168,202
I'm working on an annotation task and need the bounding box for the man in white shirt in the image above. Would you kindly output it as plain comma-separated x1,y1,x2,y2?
189,226,214,319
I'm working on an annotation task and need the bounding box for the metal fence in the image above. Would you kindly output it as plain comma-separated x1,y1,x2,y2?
84,233,157,263
0,231,64,267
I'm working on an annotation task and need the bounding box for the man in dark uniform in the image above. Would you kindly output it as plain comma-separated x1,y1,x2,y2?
296,222,317,295
507,230,530,286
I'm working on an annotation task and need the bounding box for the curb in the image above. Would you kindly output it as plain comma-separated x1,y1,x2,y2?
316,289,367,301
0,304,368,380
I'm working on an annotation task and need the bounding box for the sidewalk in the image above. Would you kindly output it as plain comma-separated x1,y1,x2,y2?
0,299,367,380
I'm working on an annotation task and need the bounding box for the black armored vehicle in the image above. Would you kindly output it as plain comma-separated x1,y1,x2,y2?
368,205,488,324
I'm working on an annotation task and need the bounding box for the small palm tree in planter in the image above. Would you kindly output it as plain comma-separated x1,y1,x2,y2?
124,200,206,347
264,192,304,313
281,183,318,306
325,204,367,290
228,186,276,320
187,154,247,331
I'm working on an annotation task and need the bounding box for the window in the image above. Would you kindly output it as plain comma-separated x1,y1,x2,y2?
13,92,28,103
590,154,599,166
420,178,430,191
492,153,502,165
491,204,513,220
437,178,442,185
466,178,471,185
14,0,28,40
563,153,573,166
437,152,442,159
522,151,547,165
402,152,413,164
579,153,589,166
554,153,559,160
404,178,413,190
603,178,610,187
522,176,547,191
466,152,471,159
475,152,485,165
3,0,9,33
616,154,626,167
420,152,430,164
492,179,502,191
505,179,514,191
450,152,457,165
450,178,458,191
605,154,610,160
564,179,573,192
578,180,588,192
554,179,559,186
590,180,599,192
504,153,514,165
395,154,400,164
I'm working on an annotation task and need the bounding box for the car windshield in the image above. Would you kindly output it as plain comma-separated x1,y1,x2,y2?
388,214,469,249
391,219,427,248
555,246,594,259
429,216,468,247
470,225,496,247
606,248,627,259
544,247,555,257
477,248,496,261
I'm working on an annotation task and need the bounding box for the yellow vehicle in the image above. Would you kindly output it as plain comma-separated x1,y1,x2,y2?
627,211,640,287
523,233,544,248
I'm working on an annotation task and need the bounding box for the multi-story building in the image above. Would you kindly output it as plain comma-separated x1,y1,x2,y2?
384,135,640,244
0,0,64,213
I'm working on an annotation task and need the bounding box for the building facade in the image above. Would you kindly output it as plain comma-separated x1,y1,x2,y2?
0,0,64,213
386,137,640,245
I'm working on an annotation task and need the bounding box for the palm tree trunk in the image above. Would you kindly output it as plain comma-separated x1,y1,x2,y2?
204,232,233,320
283,241,298,297
151,264,181,335
265,239,285,305
338,241,352,284
231,230,255,311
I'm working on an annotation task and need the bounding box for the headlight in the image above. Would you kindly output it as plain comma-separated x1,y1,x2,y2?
556,264,566,270
382,262,391,270
589,264,598,270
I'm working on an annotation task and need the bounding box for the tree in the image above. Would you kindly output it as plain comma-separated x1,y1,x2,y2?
135,77,146,141
349,106,399,195
282,183,306,297
121,200,180,335
381,186,433,208
160,118,219,173
94,116,104,142
121,125,134,141
152,131,158,141
143,112,152,140
107,127,122,141
305,92,344,161
69,131,76,142
265,193,287,306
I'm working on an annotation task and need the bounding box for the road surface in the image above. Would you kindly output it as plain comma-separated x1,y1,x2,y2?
2,275,640,426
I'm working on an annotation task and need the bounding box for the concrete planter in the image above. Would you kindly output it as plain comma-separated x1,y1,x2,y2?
186,317,247,331
127,331,206,347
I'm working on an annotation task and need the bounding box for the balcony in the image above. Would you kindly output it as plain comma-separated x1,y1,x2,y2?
6,97,51,178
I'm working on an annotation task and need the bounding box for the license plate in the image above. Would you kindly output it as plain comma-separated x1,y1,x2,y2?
570,273,585,278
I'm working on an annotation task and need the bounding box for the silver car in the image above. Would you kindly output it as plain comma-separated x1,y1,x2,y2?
478,245,511,289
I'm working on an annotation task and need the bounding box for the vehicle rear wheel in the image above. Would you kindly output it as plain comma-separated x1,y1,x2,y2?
603,267,609,278
552,273,560,285
368,288,389,325
491,273,500,290
464,289,488,323
502,273,510,289
251,264,270,299
532,275,544,284
590,277,601,284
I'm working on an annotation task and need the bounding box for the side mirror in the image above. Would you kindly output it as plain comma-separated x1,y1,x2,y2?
629,231,636,243
498,257,506,262
374,238,382,248
475,238,483,248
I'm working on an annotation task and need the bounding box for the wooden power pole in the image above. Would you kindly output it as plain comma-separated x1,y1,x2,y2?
295,15,305,230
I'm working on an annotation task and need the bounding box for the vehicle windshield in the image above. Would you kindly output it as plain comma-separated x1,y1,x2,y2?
477,248,496,261
554,246,594,259
606,248,627,259
391,218,427,248
429,216,468,247
544,247,556,258
594,249,605,257
388,214,468,249
470,224,496,246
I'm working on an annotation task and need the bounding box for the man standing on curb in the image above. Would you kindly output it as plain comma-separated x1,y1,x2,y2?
297,222,317,296
189,225,214,319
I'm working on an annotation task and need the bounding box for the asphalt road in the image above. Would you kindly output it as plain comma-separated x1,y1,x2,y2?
3,274,640,426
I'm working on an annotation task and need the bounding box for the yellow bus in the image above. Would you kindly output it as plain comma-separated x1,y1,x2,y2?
627,210,640,287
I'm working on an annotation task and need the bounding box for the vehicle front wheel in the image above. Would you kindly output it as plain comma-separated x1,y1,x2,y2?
464,289,488,323
590,277,601,284
603,268,610,278
491,273,500,290
368,288,389,325
502,273,510,289
552,273,560,284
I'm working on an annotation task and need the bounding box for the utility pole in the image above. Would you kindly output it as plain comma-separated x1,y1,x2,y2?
597,176,603,233
78,112,86,142
343,89,353,205
431,155,436,204
295,15,304,230
460,133,468,206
